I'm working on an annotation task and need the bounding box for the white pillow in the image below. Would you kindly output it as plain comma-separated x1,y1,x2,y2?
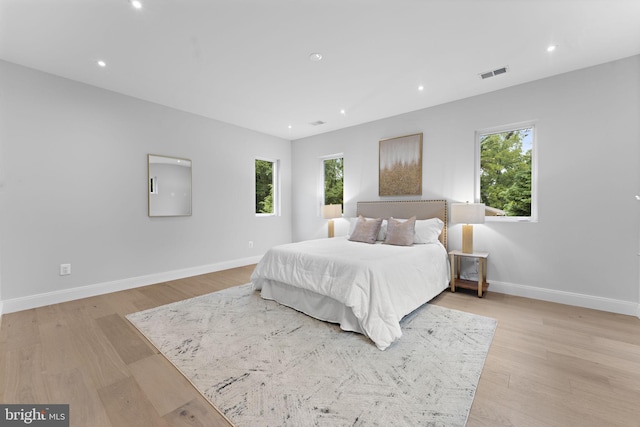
413,217,444,244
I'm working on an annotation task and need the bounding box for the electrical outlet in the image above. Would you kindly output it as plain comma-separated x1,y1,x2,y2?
60,264,71,276
248,241,254,248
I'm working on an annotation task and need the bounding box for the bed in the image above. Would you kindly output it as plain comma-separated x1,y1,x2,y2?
250,200,450,350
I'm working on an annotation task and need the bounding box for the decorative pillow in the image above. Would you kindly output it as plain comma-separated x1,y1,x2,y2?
384,216,416,246
413,217,444,244
348,216,383,244
348,217,386,241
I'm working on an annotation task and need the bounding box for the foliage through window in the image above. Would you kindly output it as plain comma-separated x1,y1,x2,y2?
478,126,534,218
255,159,277,215
323,157,344,209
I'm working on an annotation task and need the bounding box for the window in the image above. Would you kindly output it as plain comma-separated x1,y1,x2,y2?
255,158,279,215
322,156,344,209
476,123,536,221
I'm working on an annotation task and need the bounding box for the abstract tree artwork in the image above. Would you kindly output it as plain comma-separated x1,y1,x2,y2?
379,133,423,196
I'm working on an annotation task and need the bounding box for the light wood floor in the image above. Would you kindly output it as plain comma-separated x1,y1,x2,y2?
1,265,639,427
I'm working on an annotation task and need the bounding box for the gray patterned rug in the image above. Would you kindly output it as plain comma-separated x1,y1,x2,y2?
127,284,496,427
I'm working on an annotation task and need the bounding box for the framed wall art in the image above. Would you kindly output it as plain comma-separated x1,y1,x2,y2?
379,133,423,196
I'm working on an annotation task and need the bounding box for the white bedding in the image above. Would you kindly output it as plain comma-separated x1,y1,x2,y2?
251,237,450,350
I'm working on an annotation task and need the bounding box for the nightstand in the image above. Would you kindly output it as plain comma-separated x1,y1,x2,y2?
449,250,489,298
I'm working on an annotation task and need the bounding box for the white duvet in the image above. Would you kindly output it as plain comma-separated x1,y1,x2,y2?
251,237,450,350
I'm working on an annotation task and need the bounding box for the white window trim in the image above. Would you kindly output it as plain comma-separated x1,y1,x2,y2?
318,153,344,217
255,157,280,217
474,120,538,223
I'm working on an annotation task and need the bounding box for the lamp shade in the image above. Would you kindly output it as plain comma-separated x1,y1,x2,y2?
451,203,485,224
321,204,342,219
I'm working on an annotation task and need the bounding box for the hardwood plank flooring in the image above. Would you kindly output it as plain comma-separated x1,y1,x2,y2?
95,314,156,365
431,289,640,427
128,354,198,417
1,264,639,427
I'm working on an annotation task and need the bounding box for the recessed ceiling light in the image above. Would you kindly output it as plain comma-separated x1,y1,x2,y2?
288,125,292,129
130,0,142,9
547,45,557,52
340,109,346,115
97,60,106,67
418,85,424,91
309,53,323,62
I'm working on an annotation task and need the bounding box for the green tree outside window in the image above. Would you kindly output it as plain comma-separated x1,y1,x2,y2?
479,128,533,217
255,159,274,214
324,157,344,209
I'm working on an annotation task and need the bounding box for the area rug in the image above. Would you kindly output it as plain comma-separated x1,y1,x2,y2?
126,284,496,427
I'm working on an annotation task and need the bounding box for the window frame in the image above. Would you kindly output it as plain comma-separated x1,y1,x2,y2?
474,121,538,223
319,153,344,216
255,157,280,217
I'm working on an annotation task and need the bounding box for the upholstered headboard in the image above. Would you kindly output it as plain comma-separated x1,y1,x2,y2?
356,199,447,250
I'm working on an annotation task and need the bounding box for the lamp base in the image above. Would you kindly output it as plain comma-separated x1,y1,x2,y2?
327,219,335,238
462,224,474,253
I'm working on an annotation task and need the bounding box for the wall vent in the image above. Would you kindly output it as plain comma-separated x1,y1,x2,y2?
479,66,508,79
309,120,326,126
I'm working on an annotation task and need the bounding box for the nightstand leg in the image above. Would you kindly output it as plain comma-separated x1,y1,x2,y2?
477,258,484,298
449,253,456,292
483,258,487,286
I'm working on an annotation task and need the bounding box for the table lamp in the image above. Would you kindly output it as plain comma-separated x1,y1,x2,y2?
451,202,485,253
321,204,342,238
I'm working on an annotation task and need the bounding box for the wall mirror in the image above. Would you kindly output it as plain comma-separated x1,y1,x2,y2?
148,154,192,217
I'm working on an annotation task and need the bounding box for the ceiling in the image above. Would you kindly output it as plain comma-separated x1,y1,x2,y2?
2,1,639,141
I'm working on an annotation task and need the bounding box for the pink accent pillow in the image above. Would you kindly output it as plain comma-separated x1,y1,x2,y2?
384,216,416,246
348,216,383,244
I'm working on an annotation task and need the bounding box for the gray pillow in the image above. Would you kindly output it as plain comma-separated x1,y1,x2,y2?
384,216,416,246
348,216,383,244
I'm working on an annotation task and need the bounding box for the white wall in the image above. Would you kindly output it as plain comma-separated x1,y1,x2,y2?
2,56,638,316
0,60,292,311
292,55,640,314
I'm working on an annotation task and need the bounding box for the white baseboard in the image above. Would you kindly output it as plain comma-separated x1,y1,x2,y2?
2,265,638,320
489,280,640,317
0,255,263,315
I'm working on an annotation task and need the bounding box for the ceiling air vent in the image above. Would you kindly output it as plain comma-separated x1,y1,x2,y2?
309,120,326,126
479,66,508,80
